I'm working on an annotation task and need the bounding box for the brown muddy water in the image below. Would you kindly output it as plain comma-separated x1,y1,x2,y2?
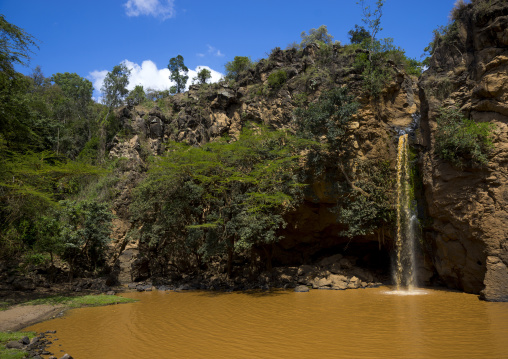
26,287,508,359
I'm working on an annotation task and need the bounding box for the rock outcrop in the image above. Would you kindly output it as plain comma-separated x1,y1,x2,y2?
419,0,508,300
106,1,508,301
109,43,419,280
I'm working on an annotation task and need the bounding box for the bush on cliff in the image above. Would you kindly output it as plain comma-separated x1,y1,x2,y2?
435,106,494,167
130,124,316,276
294,88,394,238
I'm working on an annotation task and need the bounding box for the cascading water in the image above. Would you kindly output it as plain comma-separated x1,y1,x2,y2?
394,134,417,291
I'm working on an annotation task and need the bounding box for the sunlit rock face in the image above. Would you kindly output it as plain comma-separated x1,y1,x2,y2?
419,0,508,300
107,1,508,300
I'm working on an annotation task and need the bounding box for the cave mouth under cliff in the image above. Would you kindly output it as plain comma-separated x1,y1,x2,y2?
274,238,393,278
314,240,392,273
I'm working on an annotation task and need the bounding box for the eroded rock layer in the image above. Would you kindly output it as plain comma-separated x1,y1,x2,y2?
419,0,508,301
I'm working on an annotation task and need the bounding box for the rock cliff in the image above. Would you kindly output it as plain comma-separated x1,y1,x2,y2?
107,0,508,301
109,43,419,285
419,0,508,301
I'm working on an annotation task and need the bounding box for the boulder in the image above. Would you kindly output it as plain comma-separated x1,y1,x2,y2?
347,276,361,289
294,285,310,292
6,341,24,349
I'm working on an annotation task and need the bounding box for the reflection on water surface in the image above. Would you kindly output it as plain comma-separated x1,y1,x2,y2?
26,287,508,359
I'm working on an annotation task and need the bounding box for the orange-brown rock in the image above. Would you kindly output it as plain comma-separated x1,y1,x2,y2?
419,0,508,300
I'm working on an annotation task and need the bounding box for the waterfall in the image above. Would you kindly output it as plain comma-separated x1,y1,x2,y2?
394,134,417,290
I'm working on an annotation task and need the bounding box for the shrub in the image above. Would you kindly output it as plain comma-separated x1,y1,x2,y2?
435,106,494,167
267,69,287,90
225,56,253,80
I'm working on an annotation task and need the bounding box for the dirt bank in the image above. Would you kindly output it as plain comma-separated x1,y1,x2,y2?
0,304,65,332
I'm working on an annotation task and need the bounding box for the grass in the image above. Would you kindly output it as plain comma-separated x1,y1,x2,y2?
22,294,136,308
0,331,36,359
0,301,11,311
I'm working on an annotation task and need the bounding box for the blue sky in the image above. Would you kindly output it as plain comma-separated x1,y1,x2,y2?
1,0,458,97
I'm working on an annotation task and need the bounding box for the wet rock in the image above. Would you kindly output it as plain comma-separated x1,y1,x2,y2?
20,336,30,345
297,265,315,276
60,355,74,359
347,276,361,289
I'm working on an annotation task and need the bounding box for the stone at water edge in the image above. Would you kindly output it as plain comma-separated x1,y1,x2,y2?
60,354,73,359
5,341,24,349
294,285,310,292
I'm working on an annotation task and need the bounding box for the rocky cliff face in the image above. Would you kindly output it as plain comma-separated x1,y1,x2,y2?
108,43,420,284
109,6,508,301
419,0,508,301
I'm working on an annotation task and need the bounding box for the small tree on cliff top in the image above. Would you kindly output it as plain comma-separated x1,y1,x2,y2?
168,55,189,93
358,0,385,60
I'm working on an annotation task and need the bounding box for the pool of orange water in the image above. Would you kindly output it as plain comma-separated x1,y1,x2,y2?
26,287,508,359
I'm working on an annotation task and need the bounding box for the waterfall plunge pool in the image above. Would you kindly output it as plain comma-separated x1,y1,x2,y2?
26,286,508,359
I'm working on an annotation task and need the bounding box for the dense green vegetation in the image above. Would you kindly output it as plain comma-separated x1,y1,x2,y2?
0,15,122,276
131,125,316,275
435,106,494,167
0,6,426,281
294,88,394,237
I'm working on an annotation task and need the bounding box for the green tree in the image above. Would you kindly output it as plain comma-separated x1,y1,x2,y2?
101,63,131,109
300,25,335,48
168,55,189,93
195,67,212,84
225,56,253,80
59,200,113,279
52,72,93,107
126,85,146,106
0,14,38,76
348,24,371,44
131,125,312,276
0,15,39,149
358,0,385,61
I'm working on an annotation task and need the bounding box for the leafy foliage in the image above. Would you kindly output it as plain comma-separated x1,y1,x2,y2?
267,69,288,90
294,87,359,152
195,67,212,84
168,55,189,93
333,161,394,237
435,106,494,167
225,56,253,80
300,25,335,48
0,150,103,258
358,0,384,60
422,22,459,67
101,64,131,109
131,125,313,275
353,38,422,95
126,85,146,106
0,14,38,76
59,200,113,276
294,88,394,237
348,24,371,44
52,72,93,107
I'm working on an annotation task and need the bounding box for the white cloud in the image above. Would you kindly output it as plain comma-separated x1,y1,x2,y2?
124,0,175,20
207,45,225,57
89,69,108,94
89,60,223,98
190,66,223,85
